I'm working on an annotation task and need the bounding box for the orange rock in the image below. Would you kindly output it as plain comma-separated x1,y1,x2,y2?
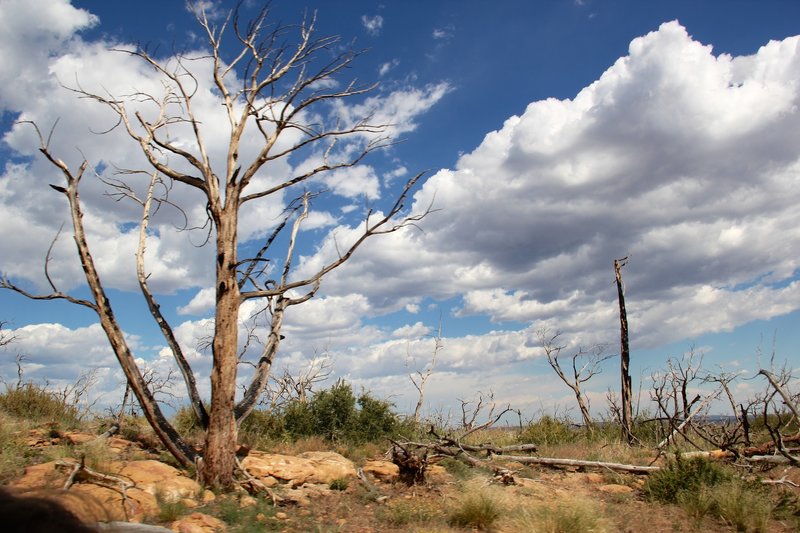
362,460,399,481
241,451,355,488
599,483,634,494
170,511,227,532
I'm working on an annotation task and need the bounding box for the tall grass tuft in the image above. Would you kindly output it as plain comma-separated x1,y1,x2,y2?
0,383,82,427
447,483,503,531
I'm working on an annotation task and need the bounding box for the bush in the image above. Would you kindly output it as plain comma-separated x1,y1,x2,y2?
239,409,284,447
282,380,400,444
0,383,82,427
310,380,357,442
282,400,315,439
645,456,730,504
518,415,575,446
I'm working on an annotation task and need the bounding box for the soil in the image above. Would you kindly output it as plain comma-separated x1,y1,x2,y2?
5,427,800,532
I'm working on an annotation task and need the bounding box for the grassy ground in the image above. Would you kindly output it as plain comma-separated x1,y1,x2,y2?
1,383,799,532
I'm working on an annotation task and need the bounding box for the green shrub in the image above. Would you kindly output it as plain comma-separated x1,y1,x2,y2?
171,405,202,435
353,393,397,442
282,380,400,444
518,415,575,446
310,380,357,442
0,383,82,427
240,409,284,447
645,456,730,504
329,478,349,491
282,399,315,439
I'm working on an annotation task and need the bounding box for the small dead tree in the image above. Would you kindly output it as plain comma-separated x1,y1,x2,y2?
1,4,431,488
757,365,800,465
257,352,334,409
614,257,633,444
538,329,612,431
407,320,443,422
650,349,704,437
0,321,16,350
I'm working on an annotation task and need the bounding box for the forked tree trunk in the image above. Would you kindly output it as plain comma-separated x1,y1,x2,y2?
202,210,240,488
614,258,633,444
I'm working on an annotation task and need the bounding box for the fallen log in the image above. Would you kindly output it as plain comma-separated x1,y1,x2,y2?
490,455,660,474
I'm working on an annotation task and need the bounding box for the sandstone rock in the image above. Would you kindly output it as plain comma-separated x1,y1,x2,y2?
113,460,202,503
362,460,399,481
599,483,634,494
238,495,257,507
14,488,116,524
170,512,227,532
241,451,355,488
8,461,67,491
9,459,201,522
72,483,158,522
62,432,96,445
280,484,332,506
296,451,357,482
584,473,605,484
425,464,452,484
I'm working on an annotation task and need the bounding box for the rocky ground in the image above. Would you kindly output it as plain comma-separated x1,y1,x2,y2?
4,427,800,532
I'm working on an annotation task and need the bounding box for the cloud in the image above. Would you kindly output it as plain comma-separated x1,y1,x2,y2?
185,0,225,21
0,0,97,113
302,21,800,354
432,25,454,41
378,59,400,77
178,287,216,316
0,1,448,296
332,82,453,139
361,15,384,36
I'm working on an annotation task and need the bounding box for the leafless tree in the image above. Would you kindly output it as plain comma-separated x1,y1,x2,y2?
0,321,16,350
757,362,800,465
0,4,431,488
614,256,633,444
407,320,443,422
457,390,498,431
258,351,334,409
538,329,612,431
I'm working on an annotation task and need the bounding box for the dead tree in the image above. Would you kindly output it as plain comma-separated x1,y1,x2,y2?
0,4,431,488
650,349,704,444
257,352,334,409
538,329,612,431
407,320,443,423
0,321,16,349
391,404,524,484
757,366,800,465
614,257,633,444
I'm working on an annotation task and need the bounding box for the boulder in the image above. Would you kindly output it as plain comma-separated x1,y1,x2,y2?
241,451,355,488
8,459,202,522
361,460,399,481
112,460,201,503
170,512,227,532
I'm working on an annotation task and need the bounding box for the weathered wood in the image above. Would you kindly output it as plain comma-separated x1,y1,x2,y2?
614,258,633,444
492,454,660,474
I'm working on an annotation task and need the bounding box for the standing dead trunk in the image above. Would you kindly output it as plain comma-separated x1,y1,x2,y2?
203,208,240,488
614,257,633,444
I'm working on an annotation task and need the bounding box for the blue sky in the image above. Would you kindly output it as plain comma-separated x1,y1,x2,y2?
1,0,799,419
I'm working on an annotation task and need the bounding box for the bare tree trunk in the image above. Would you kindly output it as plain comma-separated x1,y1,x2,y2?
203,209,240,488
614,257,633,444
